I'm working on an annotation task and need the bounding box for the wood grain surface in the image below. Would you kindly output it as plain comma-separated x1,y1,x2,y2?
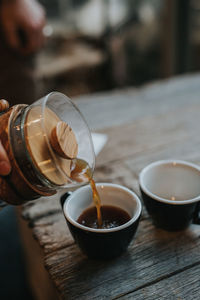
20,73,200,299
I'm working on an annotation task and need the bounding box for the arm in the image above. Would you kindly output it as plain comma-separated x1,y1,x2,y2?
0,0,46,55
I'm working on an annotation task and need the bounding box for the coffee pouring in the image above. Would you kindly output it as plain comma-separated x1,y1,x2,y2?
0,92,95,206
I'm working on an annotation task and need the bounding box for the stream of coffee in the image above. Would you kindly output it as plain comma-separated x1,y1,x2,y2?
71,159,102,227
88,178,102,227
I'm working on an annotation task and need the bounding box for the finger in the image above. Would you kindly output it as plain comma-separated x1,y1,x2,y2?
20,24,45,55
0,141,11,176
30,19,46,50
19,10,46,55
3,22,20,50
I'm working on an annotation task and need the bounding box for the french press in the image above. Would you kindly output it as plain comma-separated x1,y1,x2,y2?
0,92,95,207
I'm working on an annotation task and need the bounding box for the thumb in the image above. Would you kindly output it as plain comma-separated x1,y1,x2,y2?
0,141,11,176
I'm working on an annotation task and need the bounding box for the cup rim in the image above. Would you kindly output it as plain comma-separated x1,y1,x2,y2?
139,159,200,205
63,182,142,233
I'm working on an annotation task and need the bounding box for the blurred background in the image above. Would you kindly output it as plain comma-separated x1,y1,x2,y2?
36,0,200,98
1,0,200,299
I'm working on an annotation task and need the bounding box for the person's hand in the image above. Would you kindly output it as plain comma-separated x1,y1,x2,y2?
0,140,11,176
0,0,46,55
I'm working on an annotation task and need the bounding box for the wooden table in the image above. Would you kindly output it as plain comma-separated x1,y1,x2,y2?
18,73,200,299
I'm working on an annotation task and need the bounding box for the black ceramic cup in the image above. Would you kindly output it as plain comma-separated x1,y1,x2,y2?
62,183,142,259
139,160,200,231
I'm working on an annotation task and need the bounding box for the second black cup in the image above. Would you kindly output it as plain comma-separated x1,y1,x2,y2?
139,160,200,231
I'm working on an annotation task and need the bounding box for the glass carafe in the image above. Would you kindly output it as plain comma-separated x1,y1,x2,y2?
0,92,95,206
